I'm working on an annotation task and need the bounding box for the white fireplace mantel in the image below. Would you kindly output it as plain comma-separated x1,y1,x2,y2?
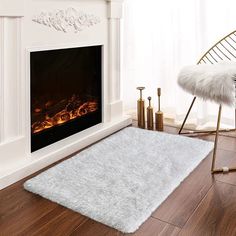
0,0,25,17
0,0,131,189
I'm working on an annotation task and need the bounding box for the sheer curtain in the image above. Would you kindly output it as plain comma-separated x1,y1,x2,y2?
122,0,236,129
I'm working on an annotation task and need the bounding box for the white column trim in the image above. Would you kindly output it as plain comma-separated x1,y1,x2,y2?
107,0,124,118
16,18,22,136
0,18,5,142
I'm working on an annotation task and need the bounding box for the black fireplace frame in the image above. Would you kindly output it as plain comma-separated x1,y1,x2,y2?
29,45,103,152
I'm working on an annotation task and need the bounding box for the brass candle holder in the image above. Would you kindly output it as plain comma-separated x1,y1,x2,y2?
136,87,145,129
155,88,164,131
147,96,154,130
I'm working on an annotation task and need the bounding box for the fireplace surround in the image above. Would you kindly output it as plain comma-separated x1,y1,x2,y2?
0,0,131,189
30,46,102,152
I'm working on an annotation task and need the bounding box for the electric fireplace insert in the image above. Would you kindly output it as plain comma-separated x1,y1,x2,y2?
30,46,102,152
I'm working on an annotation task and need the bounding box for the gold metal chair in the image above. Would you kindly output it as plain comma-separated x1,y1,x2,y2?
178,30,236,174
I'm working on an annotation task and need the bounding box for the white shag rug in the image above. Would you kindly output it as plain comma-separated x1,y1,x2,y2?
24,127,213,233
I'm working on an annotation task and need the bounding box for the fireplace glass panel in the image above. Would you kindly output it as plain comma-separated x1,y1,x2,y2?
31,46,102,152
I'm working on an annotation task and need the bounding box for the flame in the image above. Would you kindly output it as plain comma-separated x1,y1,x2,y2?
32,100,98,134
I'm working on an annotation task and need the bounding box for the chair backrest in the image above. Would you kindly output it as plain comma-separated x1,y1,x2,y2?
197,30,236,65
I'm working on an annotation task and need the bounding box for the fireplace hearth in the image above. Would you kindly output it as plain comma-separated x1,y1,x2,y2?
30,46,102,152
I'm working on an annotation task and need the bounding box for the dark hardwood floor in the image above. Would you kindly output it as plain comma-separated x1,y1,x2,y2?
1,123,236,236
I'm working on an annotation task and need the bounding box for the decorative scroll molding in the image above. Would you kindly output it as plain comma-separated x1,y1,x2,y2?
32,8,100,33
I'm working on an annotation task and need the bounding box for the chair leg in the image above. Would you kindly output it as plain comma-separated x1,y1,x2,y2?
235,80,236,129
179,96,196,134
207,105,236,174
235,108,236,129
211,105,222,173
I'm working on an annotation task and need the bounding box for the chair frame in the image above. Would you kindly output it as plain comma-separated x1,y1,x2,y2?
178,30,236,174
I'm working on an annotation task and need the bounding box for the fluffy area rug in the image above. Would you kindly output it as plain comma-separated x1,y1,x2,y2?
24,127,213,233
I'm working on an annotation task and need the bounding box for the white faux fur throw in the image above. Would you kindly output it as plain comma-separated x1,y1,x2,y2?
178,62,236,106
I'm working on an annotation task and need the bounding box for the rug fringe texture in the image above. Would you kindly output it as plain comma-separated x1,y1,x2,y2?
24,127,213,233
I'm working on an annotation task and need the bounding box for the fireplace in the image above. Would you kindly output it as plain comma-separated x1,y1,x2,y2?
30,46,102,152
0,0,132,190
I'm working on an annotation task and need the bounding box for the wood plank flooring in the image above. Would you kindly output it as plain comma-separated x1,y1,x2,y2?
0,124,236,235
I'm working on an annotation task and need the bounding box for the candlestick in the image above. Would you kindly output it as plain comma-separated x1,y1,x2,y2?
155,88,164,131
147,96,154,130
136,87,145,128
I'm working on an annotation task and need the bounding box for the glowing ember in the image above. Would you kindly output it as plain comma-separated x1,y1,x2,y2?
32,98,98,134
34,108,42,113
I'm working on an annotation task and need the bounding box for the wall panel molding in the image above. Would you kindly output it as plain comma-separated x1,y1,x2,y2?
0,17,22,142
16,18,23,136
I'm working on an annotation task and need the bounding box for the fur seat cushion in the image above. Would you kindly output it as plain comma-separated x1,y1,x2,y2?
178,62,236,106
